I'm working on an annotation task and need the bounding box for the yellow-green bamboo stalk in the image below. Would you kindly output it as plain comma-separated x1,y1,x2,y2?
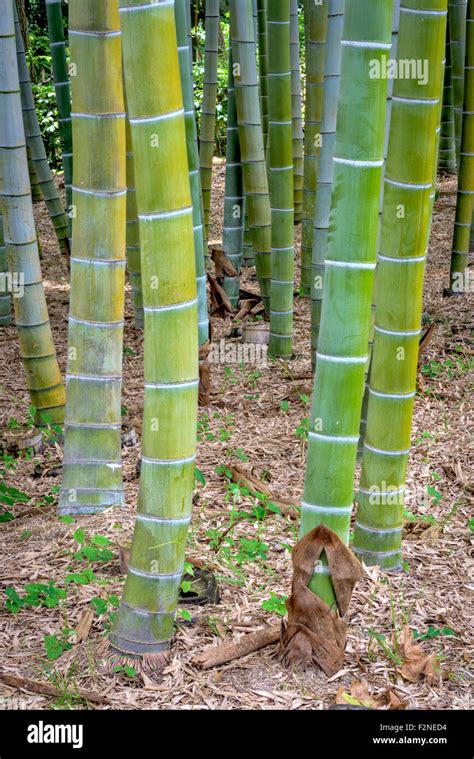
300,0,328,296
110,0,198,660
449,0,468,164
222,48,245,306
242,211,255,266
45,0,73,227
13,5,69,255
449,0,474,291
310,0,344,364
125,111,143,329
439,16,458,170
175,0,209,344
300,0,393,606
0,0,65,424
290,0,303,223
268,1,294,359
199,0,220,241
353,0,447,570
358,0,401,457
59,0,126,515
0,212,12,326
230,0,272,312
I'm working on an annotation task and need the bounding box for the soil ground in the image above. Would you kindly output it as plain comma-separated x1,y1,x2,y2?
0,165,472,710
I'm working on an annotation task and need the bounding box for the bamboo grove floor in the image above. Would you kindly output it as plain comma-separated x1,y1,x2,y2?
0,163,472,710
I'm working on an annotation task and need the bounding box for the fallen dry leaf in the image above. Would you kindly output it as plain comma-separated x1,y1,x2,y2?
399,625,442,685
74,608,94,643
336,680,407,710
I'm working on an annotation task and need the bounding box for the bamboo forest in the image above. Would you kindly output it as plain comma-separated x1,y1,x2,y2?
0,0,473,729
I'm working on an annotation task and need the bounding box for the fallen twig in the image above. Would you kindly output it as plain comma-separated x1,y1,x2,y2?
0,670,108,705
228,465,300,519
193,625,280,669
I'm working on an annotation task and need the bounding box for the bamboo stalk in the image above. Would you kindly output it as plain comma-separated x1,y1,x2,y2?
27,144,42,202
449,0,468,165
353,0,447,570
438,16,458,170
230,0,272,313
110,0,199,660
125,110,143,329
222,48,245,307
300,0,328,297
0,212,12,326
0,0,65,424
300,0,393,606
199,0,220,242
175,0,210,345
242,210,255,267
267,0,294,359
358,0,402,457
310,0,344,364
449,0,474,291
290,0,304,224
13,5,69,255
58,0,126,515
256,0,269,150
45,0,73,230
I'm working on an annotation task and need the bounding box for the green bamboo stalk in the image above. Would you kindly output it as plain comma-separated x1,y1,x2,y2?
125,112,144,329
0,212,12,326
449,0,474,291
257,0,269,150
58,0,126,515
27,144,42,202
267,1,294,359
222,48,245,307
110,0,198,660
13,5,69,255
449,0,468,164
230,0,271,312
290,0,303,224
242,210,255,266
0,0,65,423
310,0,344,364
300,0,393,606
175,0,209,345
353,0,447,570
45,0,73,227
358,0,401,457
300,0,328,297
199,0,219,241
438,16,458,170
